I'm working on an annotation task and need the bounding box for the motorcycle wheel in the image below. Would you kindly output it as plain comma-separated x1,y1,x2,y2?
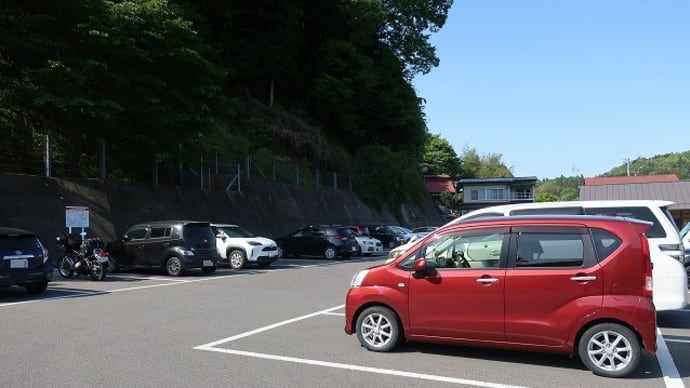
57,256,75,279
89,261,107,281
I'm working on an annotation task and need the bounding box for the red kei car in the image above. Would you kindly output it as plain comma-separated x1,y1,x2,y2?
345,215,657,378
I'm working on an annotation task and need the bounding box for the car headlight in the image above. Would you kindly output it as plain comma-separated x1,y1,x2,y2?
350,270,369,288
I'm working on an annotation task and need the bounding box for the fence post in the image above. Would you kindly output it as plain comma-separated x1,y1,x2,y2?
315,169,319,189
237,163,241,192
99,139,106,179
246,156,251,180
153,161,159,185
200,155,204,189
215,151,219,175
178,144,183,185
295,166,299,186
333,172,337,190
44,135,51,177
272,160,276,183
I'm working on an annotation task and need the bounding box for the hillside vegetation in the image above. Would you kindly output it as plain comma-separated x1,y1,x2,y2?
0,0,452,213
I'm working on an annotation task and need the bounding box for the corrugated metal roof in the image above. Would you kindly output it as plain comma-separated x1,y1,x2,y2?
579,181,690,209
584,174,678,185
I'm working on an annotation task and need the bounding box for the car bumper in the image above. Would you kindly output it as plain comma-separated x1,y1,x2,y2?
0,262,53,286
182,256,218,268
249,249,280,263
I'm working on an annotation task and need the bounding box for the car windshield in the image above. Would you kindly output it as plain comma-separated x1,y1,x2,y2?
219,225,253,238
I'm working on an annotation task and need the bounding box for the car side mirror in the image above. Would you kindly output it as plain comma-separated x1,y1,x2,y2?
216,233,226,241
412,258,437,279
121,234,131,242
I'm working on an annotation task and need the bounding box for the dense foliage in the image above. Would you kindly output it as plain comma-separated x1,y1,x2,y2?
0,0,452,211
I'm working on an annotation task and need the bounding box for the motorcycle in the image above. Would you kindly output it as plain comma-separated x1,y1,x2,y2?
56,233,108,281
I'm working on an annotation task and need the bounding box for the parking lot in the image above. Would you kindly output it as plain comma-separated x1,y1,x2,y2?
1,255,688,388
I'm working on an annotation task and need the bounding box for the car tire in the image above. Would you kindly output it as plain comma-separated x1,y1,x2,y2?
387,241,396,249
165,256,184,277
228,249,247,269
578,323,641,377
355,246,362,257
24,280,48,295
323,246,337,260
202,266,216,273
356,306,401,352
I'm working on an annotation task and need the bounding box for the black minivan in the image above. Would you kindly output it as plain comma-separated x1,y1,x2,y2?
0,227,52,294
107,221,219,276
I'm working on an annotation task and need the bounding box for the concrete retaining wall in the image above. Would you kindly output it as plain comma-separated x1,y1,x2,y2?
0,173,442,260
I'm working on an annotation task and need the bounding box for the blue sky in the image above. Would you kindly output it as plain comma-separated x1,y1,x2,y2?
413,1,690,179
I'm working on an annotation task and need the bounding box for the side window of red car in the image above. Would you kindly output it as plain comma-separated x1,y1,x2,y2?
516,232,584,267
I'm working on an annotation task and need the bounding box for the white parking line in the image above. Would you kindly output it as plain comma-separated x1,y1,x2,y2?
656,328,685,388
200,347,529,388
194,305,528,388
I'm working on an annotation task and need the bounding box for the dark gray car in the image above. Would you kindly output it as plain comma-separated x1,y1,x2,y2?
107,221,219,276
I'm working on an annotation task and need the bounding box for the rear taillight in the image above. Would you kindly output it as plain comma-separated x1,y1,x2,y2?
641,235,653,298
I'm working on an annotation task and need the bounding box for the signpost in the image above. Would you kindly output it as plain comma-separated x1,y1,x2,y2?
65,206,89,238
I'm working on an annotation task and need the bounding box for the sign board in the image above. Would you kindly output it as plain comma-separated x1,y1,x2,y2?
65,206,89,228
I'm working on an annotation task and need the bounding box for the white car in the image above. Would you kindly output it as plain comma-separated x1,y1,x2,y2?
444,200,688,311
354,234,383,256
211,224,280,269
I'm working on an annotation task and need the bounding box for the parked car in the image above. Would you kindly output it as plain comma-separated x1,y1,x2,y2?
345,215,657,378
348,226,383,256
107,221,219,276
449,200,688,310
678,221,690,285
0,227,52,294
362,225,408,248
409,226,438,242
275,226,358,259
211,223,280,269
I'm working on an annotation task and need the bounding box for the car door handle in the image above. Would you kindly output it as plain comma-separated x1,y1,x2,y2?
570,275,596,282
161,242,169,247
476,277,499,284
137,245,146,250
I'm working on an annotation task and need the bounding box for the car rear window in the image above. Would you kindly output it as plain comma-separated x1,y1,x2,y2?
331,228,354,237
590,228,622,261
183,224,215,247
584,207,665,238
0,235,41,253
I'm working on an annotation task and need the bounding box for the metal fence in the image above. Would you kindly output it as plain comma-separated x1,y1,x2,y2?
0,137,353,192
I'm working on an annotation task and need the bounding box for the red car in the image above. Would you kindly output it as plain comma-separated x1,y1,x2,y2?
345,215,657,378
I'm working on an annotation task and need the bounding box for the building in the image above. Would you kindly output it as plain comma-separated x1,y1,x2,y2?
455,176,538,215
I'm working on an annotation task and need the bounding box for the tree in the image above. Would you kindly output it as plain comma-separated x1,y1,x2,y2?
458,147,513,178
421,133,460,178
378,0,454,77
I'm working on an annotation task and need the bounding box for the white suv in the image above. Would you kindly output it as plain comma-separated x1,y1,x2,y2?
446,200,687,311
211,224,280,269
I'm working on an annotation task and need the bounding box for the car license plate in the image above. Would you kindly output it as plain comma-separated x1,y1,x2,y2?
11,259,28,268
96,256,109,263
203,260,213,266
